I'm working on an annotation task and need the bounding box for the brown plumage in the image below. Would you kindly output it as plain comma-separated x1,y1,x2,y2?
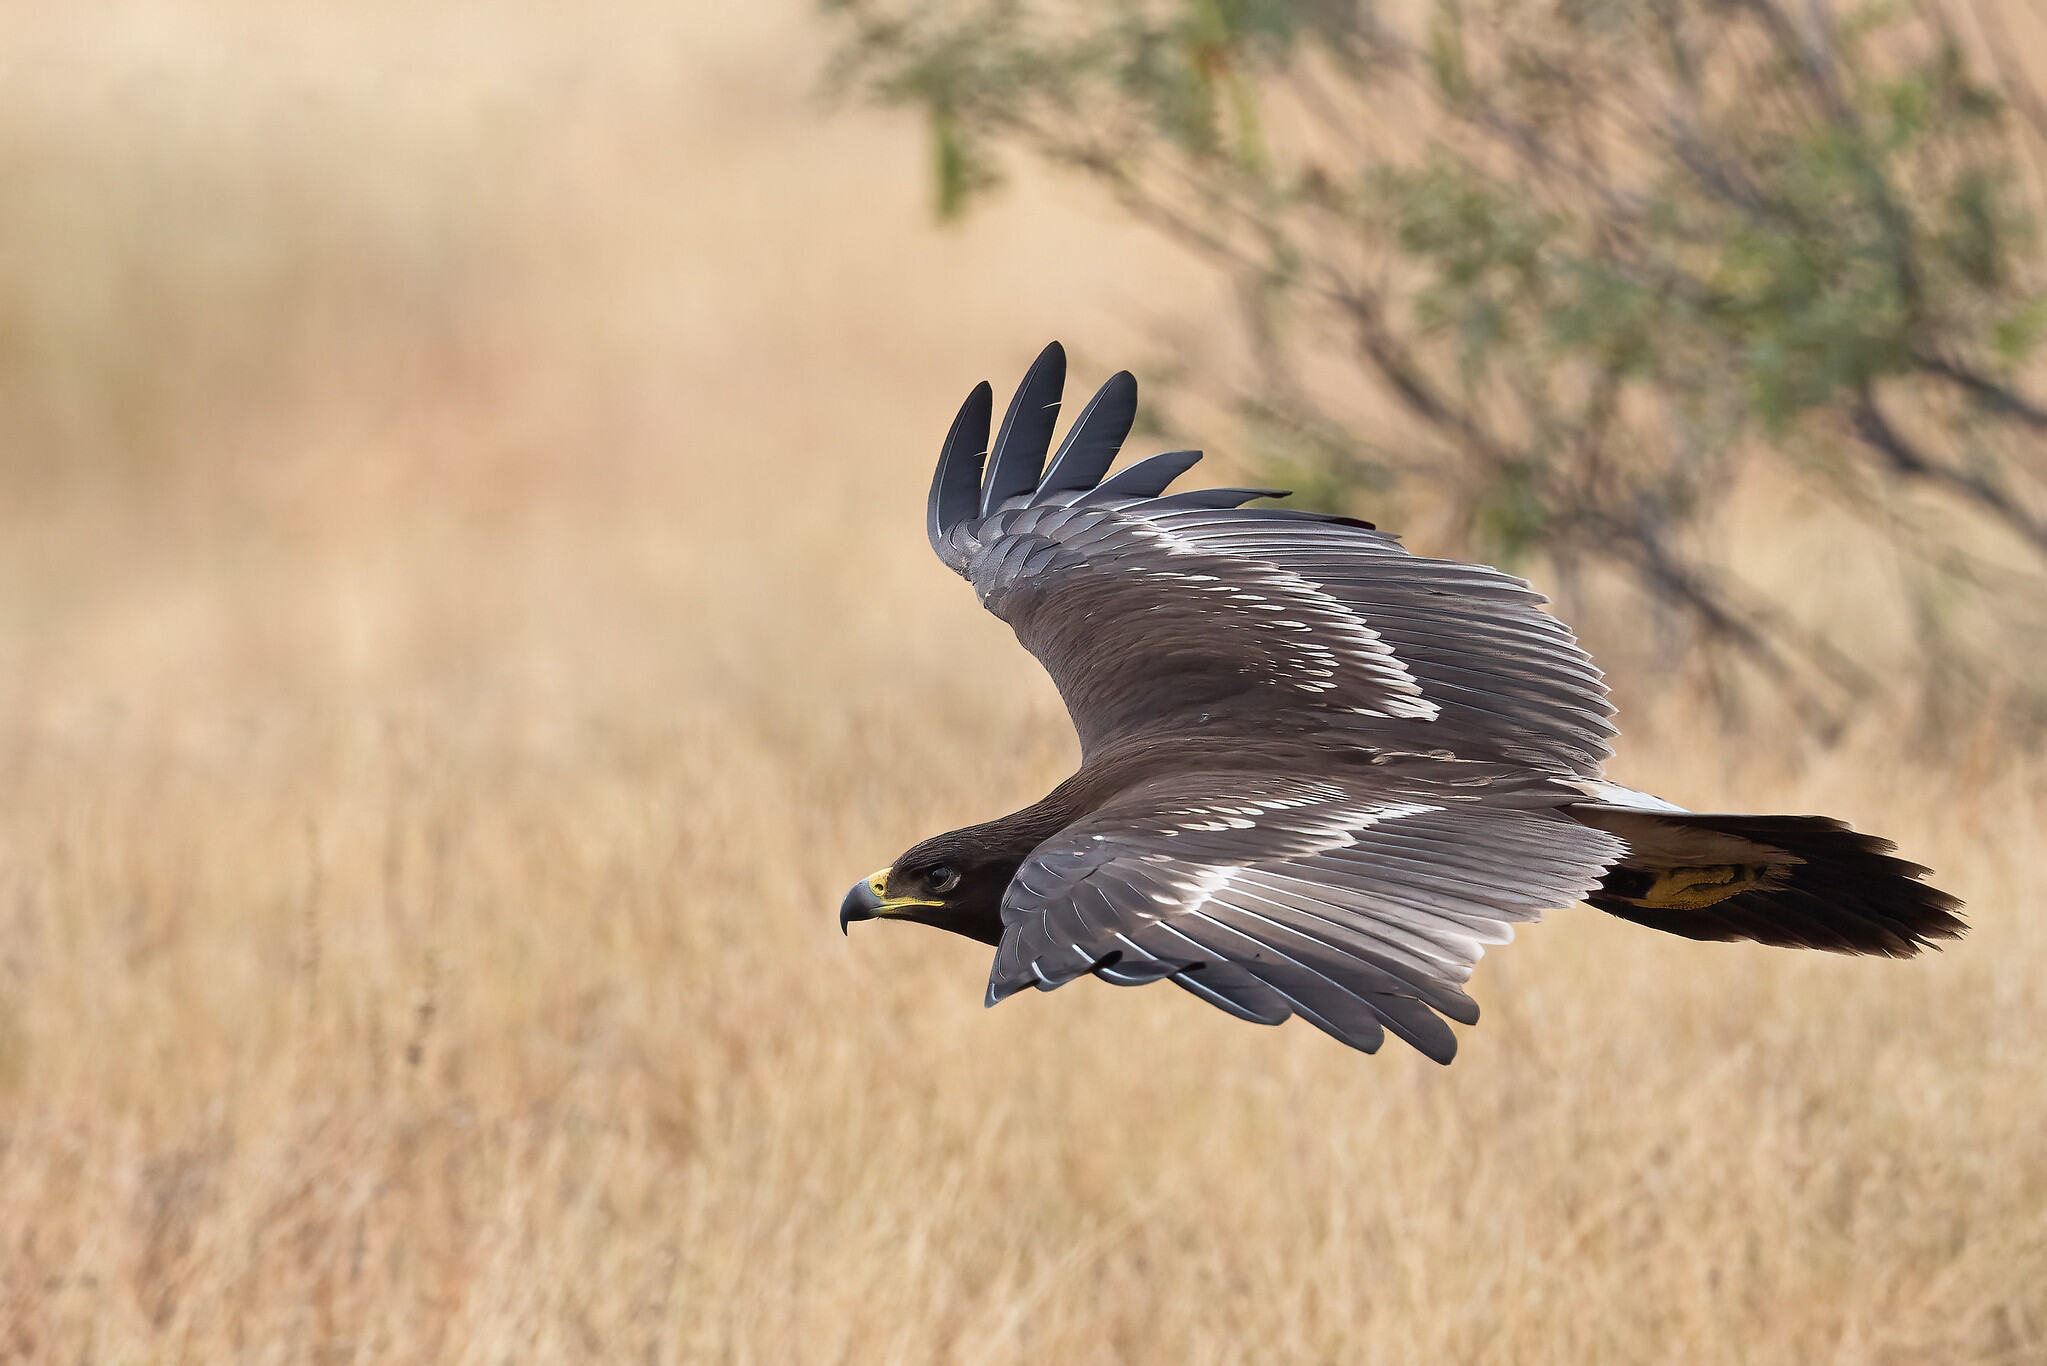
840,343,1965,1064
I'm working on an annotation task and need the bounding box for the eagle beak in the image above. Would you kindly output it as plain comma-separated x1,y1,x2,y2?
839,869,888,934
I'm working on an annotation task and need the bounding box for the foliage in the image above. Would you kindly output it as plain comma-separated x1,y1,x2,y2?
823,0,2047,732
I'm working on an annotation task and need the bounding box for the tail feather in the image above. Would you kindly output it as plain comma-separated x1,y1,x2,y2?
1568,804,1966,956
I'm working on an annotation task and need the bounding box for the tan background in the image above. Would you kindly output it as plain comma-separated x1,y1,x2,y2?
0,3,2040,1362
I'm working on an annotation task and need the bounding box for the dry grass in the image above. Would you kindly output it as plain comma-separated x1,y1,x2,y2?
0,3,2042,1362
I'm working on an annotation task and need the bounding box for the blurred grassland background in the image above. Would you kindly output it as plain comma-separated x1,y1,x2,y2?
0,2,2042,1363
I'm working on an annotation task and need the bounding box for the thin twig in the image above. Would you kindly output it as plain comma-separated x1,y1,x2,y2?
1850,387,2047,554
1912,350,2047,432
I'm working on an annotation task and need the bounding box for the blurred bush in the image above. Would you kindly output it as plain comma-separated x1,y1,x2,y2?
822,0,2047,739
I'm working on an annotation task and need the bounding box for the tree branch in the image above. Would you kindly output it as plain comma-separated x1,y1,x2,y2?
1850,387,2047,554
1911,349,2047,432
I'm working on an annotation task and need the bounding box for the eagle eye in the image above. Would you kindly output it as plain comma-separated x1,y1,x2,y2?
927,864,961,894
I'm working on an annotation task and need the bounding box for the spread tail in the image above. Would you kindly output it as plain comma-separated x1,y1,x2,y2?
1567,803,1965,956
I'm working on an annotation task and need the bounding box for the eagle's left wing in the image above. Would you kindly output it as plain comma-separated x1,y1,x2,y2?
991,771,1624,1063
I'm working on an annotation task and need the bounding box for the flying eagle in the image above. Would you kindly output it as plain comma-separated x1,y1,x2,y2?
840,343,1965,1063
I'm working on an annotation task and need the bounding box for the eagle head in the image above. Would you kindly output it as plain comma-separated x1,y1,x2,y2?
839,830,1028,947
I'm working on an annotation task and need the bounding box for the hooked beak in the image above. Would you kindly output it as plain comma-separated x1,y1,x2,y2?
841,867,947,934
839,869,888,934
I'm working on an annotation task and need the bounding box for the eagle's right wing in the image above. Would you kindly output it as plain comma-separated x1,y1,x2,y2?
926,344,1615,777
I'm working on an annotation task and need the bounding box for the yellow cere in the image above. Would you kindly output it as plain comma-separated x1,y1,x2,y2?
871,867,945,914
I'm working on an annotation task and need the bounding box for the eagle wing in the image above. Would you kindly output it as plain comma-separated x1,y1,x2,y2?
928,343,1615,777
991,770,1625,1062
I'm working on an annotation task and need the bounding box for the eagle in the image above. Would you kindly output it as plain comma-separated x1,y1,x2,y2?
840,343,1965,1063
